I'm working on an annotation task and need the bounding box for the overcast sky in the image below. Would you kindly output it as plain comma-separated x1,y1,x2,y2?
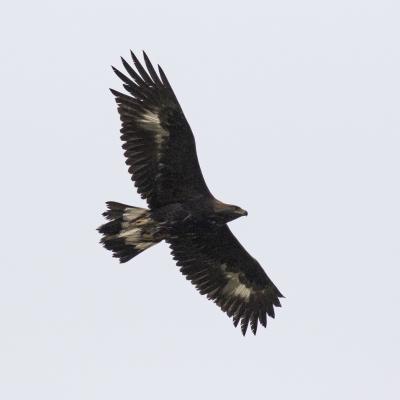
1,1,399,399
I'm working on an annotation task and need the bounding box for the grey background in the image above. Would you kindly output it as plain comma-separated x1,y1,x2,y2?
1,1,399,399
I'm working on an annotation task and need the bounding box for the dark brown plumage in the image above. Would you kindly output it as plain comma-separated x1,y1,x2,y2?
98,51,284,335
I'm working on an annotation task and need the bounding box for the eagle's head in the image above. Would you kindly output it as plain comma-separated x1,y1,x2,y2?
212,200,248,224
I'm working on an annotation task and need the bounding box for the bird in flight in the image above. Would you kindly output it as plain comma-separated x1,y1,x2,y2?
98,51,284,335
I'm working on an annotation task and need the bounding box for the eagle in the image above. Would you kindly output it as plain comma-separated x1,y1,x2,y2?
98,51,284,335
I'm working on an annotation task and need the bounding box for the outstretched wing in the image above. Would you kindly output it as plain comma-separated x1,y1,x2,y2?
167,225,284,335
111,51,212,209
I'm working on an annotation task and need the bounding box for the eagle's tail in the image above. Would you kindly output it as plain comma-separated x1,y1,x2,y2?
98,201,162,263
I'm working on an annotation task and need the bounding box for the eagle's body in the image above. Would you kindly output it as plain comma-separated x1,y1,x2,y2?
98,51,283,335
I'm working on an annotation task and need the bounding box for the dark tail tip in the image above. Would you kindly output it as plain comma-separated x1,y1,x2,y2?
100,236,141,263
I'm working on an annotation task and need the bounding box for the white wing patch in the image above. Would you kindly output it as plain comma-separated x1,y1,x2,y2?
221,265,252,301
138,109,169,156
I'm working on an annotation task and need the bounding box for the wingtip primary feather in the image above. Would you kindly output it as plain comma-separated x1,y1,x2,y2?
241,318,249,336
259,311,267,328
142,51,163,86
130,49,136,59
121,56,143,84
273,297,282,307
277,288,285,298
250,313,258,335
130,50,152,84
109,88,119,96
266,303,275,319
112,65,135,86
157,64,178,102
157,64,169,86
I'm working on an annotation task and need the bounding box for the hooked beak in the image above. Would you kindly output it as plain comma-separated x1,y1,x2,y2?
236,208,248,217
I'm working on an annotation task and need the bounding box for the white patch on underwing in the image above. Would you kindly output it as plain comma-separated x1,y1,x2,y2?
232,284,252,299
221,264,252,301
138,109,169,160
139,110,161,126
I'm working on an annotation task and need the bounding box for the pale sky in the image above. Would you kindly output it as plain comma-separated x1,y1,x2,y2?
1,1,399,399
